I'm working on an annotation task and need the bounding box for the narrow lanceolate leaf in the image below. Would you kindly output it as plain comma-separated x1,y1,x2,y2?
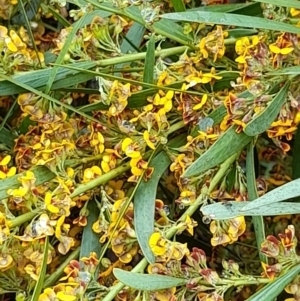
121,22,145,53
253,0,300,10
31,236,49,301
246,264,300,301
113,268,187,290
134,151,171,264
201,201,300,220
0,61,96,96
143,36,155,86
0,127,17,148
292,125,300,181
246,141,266,263
170,0,186,12
267,65,300,75
243,81,290,136
79,199,101,266
191,2,257,13
183,126,252,178
161,11,300,34
241,177,300,212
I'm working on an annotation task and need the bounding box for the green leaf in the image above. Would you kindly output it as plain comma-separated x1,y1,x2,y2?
246,264,300,301
246,141,266,263
31,236,49,301
0,61,96,96
183,126,252,177
161,11,300,34
209,106,227,126
121,23,145,53
52,72,96,91
243,81,290,136
267,65,300,75
292,126,300,181
80,199,101,273
170,0,186,12
143,36,155,86
0,128,17,148
227,28,258,38
134,151,171,264
201,201,300,220
190,2,258,13
241,177,300,212
113,268,187,290
12,0,41,24
0,98,17,135
253,0,300,9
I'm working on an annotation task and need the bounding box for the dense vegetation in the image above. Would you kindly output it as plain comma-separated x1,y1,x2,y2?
1,0,300,300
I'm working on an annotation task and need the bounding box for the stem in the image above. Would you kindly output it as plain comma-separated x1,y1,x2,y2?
104,154,238,301
220,277,270,286
70,162,131,198
9,210,41,228
95,46,189,67
43,247,80,288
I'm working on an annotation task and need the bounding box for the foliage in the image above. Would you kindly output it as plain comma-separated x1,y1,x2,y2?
1,0,300,300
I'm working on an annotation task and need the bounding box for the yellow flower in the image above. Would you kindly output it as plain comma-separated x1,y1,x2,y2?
90,131,105,153
0,254,14,271
290,8,300,17
155,287,176,301
153,90,174,113
39,288,57,301
83,166,102,183
185,69,222,88
121,138,140,158
7,187,28,204
18,170,36,190
149,232,167,256
193,94,208,111
184,215,198,236
269,44,294,55
143,130,156,150
0,155,16,179
55,285,77,301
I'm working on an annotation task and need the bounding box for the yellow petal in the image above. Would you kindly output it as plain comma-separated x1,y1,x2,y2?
91,166,102,176
269,44,281,54
56,292,76,301
280,47,294,55
0,155,11,166
131,166,143,176
5,37,17,52
121,138,133,152
7,167,16,177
